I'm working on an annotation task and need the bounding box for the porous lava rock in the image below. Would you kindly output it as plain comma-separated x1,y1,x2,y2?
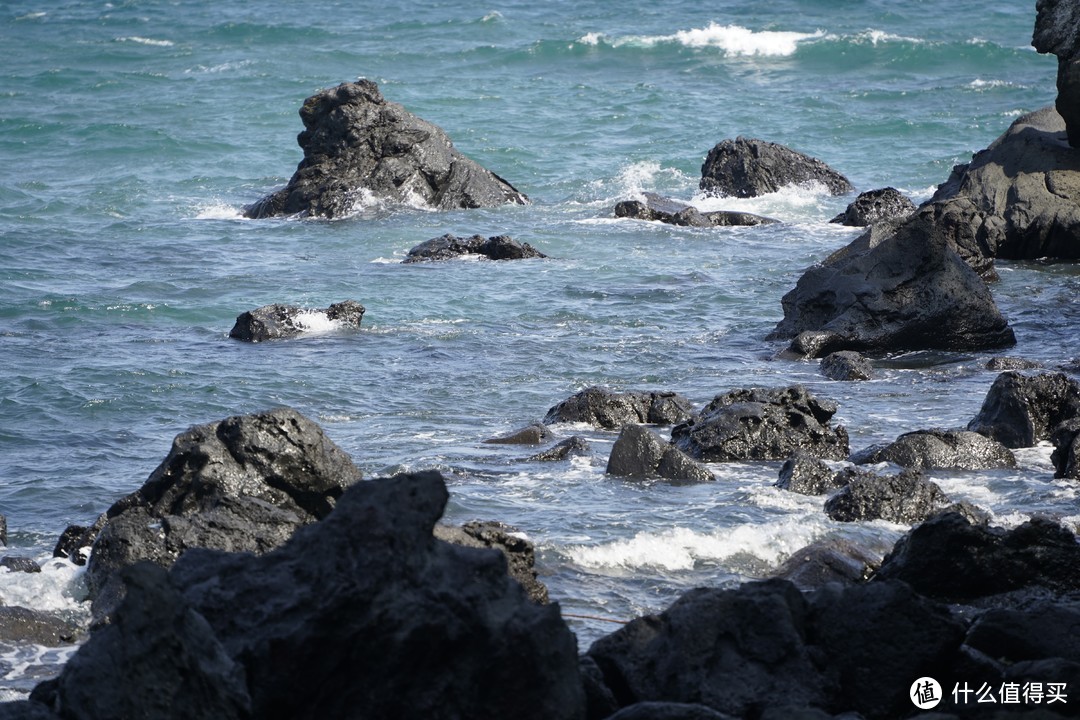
544,387,694,430
229,300,365,342
850,429,1017,470
824,469,949,524
829,187,915,227
699,137,853,198
403,234,546,262
819,351,873,381
968,371,1080,448
433,520,550,604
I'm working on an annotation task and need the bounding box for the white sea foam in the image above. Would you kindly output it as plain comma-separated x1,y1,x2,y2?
292,311,342,334
481,11,503,23
0,558,89,615
969,78,1018,90
586,23,823,57
578,32,605,46
194,202,245,220
851,29,924,46
689,181,838,222
115,36,175,47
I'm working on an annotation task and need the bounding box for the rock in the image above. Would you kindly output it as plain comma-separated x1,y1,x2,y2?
0,515,5,546
772,538,879,590
775,451,845,495
965,600,1080,667
0,607,81,646
824,469,949,524
986,357,1044,371
32,471,584,720
228,300,365,342
0,556,40,573
53,515,105,566
671,386,848,462
544,387,694,429
82,408,361,620
483,423,554,445
1034,0,1080,148
527,436,591,462
829,187,916,227
614,193,778,227
873,512,1080,602
244,80,526,218
403,234,547,263
0,701,59,719
699,137,853,198
819,351,873,381
433,520,549,604
1051,417,1080,479
850,429,1017,470
605,702,736,720
768,213,1016,356
968,371,1080,448
606,425,714,484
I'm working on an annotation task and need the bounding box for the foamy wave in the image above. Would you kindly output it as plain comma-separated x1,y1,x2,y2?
969,78,1019,90
481,11,503,23
292,311,343,334
851,29,924,46
115,36,175,47
690,181,839,222
569,518,825,572
0,558,89,614
586,23,823,57
195,202,245,220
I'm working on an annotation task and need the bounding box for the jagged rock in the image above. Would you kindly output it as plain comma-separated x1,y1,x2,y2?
1034,0,1080,148
824,469,949,524
483,423,554,445
527,436,591,462
772,538,879,590
79,408,362,621
614,193,778,227
0,556,40,573
244,80,527,218
671,386,848,462
850,429,1017,470
968,371,1080,448
31,471,584,720
768,213,1016,356
819,351,873,381
1051,417,1080,479
986,357,1044,371
433,520,549,604
0,607,81,646
403,234,546,263
829,187,915,227
775,451,845,495
606,425,714,484
229,300,365,342
53,516,105,565
699,137,853,198
873,512,1080,602
544,387,694,429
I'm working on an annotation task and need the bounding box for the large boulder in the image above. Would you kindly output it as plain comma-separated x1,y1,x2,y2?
850,429,1017,470
229,300,365,342
823,469,950,524
671,386,848,462
829,187,915,227
403,234,547,263
30,472,585,720
1034,0,1080,148
699,137,853,198
967,371,1080,448
544,387,694,429
605,424,714,484
244,80,527,219
767,212,1016,357
614,193,778,227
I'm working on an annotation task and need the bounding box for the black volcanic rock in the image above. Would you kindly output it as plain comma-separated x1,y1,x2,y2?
775,451,845,495
544,387,694,429
614,193,778,227
403,234,546,263
1051,417,1080,479
606,424,714,484
699,137,853,198
229,300,365,342
1034,0,1080,147
824,469,949,524
968,371,1080,448
850,429,1017,470
527,436,592,462
244,79,527,218
829,187,915,227
819,351,873,381
433,520,550,604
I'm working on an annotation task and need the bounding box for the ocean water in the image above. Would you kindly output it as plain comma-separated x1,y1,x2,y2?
0,0,1075,697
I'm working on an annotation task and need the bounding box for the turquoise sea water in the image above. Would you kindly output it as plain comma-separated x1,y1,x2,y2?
0,0,1076,694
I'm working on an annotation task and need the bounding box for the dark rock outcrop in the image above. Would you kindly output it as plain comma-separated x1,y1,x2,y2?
403,234,547,263
527,436,591,462
775,451,845,495
772,538,879,590
614,193,778,227
30,472,584,720
1051,417,1080,479
968,371,1080,448
850,429,1017,470
484,423,554,445
671,386,848,462
75,408,361,620
1034,0,1080,148
824,469,949,524
819,351,873,381
768,213,1016,357
829,187,915,227
606,424,714,484
229,300,365,342
544,387,694,430
244,80,527,218
433,520,550,604
699,137,853,198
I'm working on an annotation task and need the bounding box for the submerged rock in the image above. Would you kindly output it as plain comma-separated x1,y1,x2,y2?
544,387,694,429
527,436,591,462
824,469,949,524
829,187,915,227
671,386,848,462
967,370,1080,448
1034,0,1080,148
818,351,873,381
229,300,365,342
850,429,1017,470
699,137,853,198
403,234,547,263
483,423,554,445
614,193,778,227
606,424,714,484
433,520,550,604
772,538,879,590
244,79,527,219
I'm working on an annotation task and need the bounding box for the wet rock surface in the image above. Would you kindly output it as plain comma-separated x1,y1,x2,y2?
699,137,853,198
528,436,592,462
605,425,713,484
433,520,550,604
544,388,694,430
403,233,547,262
968,371,1080,449
229,300,365,342
824,469,949,524
614,193,778,227
829,187,915,227
850,429,1017,470
819,351,873,381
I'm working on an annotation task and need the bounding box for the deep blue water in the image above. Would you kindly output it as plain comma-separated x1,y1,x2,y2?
0,0,1075,695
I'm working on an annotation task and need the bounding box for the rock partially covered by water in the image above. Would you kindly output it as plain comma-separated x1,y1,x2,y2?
818,351,873,381
544,387,694,429
527,436,592,462
671,386,848,462
967,371,1080,448
229,300,365,342
1052,418,1080,479
768,213,1016,357
433,520,550,604
851,429,1017,470
244,79,527,219
1034,0,1080,148
0,607,82,646
614,193,778,227
483,423,554,445
606,424,714,484
79,408,362,620
824,469,949,524
772,538,879,591
403,234,547,263
829,187,915,227
30,471,584,720
699,137,853,198
775,451,845,495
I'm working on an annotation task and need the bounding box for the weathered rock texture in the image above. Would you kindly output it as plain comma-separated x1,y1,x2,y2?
819,351,873,381
483,423,554,445
671,386,848,462
403,234,546,263
433,520,550,604
614,193,777,227
699,137,853,198
527,436,592,463
244,80,527,219
1034,0,1080,148
829,187,915,227
775,451,845,496
851,429,1017,470
544,388,694,430
824,469,949,524
768,213,1016,357
1052,417,1080,479
229,300,365,342
606,424,714,484
968,371,1080,448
